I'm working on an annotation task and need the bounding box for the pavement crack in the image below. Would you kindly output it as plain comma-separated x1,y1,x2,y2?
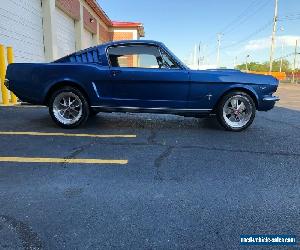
62,140,98,165
147,129,157,145
0,215,43,250
154,146,174,181
70,140,300,158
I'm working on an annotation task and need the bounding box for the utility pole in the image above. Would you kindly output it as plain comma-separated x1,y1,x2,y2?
197,42,201,70
193,44,197,69
279,26,285,72
292,40,298,83
217,33,222,68
279,41,284,72
269,0,279,72
246,55,250,72
233,56,237,69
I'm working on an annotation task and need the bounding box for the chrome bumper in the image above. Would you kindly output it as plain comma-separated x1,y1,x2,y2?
4,79,9,89
263,96,280,102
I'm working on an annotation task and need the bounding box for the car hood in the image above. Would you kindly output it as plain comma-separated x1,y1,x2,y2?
189,69,278,86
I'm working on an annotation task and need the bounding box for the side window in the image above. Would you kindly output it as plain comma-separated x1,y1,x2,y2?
108,45,168,69
160,49,180,69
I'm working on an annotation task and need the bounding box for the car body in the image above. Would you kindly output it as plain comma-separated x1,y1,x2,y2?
5,40,279,131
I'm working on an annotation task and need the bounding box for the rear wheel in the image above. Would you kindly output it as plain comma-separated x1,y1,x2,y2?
216,91,256,132
49,87,90,128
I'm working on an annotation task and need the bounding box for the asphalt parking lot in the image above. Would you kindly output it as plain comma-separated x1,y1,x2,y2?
0,84,299,249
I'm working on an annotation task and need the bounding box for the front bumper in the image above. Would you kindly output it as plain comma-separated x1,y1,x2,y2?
263,96,280,102
4,79,9,89
259,95,280,111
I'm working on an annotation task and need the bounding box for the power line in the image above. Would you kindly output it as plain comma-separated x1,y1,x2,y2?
222,0,271,36
278,13,300,21
220,20,273,50
203,0,272,62
280,13,300,18
200,0,284,67
279,16,300,21
203,0,269,49
274,52,294,61
216,33,222,67
205,20,273,65
204,20,272,65
219,0,262,34
269,0,279,72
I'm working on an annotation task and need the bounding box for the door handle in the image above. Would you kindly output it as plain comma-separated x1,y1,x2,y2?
111,70,121,77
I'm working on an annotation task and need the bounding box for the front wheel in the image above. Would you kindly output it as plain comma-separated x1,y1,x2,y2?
216,91,256,132
89,108,100,117
49,87,90,128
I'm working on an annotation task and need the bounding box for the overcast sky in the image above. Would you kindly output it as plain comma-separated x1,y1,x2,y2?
99,0,300,68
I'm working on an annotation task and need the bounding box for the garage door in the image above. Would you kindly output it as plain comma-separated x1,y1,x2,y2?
83,28,94,49
55,7,76,59
0,0,45,62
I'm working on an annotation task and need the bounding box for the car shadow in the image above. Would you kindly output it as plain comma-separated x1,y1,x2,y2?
4,106,298,132
85,112,223,131
71,106,300,132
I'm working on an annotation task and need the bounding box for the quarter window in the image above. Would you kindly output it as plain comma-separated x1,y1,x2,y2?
160,49,179,69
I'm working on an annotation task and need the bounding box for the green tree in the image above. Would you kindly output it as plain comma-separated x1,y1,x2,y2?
236,59,291,72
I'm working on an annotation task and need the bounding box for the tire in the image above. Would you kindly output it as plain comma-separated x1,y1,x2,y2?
89,108,99,117
49,86,90,128
216,91,256,132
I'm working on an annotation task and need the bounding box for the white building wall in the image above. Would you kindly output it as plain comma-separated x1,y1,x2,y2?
82,28,94,49
0,0,141,63
55,8,76,58
0,0,45,62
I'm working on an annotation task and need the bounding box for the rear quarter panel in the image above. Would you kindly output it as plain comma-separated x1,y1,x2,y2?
6,63,110,105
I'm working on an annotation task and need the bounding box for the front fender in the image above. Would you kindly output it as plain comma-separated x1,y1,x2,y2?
207,83,260,112
226,84,260,106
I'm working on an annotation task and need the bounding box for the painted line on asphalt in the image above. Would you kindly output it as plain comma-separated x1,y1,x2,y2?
0,131,136,138
0,104,45,108
0,157,128,165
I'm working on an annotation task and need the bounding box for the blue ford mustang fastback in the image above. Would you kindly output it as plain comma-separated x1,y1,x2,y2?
5,40,279,131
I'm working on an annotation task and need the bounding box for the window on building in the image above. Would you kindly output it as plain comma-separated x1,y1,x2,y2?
107,45,180,69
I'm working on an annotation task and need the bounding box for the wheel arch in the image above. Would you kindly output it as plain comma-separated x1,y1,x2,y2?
213,86,259,112
44,80,90,106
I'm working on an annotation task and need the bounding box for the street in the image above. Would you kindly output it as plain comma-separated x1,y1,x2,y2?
0,84,299,249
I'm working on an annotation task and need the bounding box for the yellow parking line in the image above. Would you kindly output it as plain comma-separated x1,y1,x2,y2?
0,104,18,107
0,131,136,138
0,104,43,107
0,157,128,165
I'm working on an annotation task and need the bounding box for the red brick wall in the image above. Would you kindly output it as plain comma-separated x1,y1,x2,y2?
55,1,138,45
83,7,97,34
110,32,134,66
122,56,134,67
111,32,133,41
56,0,80,20
85,0,112,26
99,24,111,43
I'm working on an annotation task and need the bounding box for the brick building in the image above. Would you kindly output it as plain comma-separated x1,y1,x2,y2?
0,0,145,63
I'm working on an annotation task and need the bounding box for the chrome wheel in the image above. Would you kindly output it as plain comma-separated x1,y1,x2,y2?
222,95,252,128
52,92,83,125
